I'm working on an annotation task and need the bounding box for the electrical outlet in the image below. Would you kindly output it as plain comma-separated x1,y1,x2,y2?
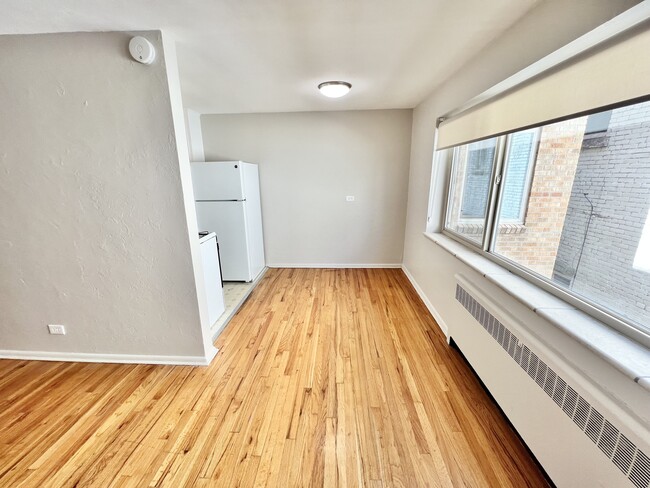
346,196,355,202
48,324,66,335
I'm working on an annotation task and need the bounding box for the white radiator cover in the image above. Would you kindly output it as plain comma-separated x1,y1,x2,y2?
452,273,650,488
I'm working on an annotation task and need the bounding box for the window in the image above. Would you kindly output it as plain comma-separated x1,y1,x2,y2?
460,140,497,219
445,138,498,245
443,100,650,336
584,110,612,134
582,110,612,149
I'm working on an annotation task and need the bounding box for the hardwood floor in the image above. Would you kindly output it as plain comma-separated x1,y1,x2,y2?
0,268,549,487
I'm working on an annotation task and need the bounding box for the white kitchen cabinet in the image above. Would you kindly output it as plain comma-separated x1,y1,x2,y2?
199,232,225,326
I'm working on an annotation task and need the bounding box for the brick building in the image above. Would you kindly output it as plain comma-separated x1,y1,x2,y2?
552,102,650,327
495,118,587,278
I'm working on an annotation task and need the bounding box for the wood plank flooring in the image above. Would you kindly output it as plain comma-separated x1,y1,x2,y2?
0,268,549,487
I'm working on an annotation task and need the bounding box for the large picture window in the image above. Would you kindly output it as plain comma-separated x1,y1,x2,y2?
442,100,650,336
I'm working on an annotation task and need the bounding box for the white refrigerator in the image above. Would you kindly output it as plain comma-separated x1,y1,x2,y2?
192,161,265,282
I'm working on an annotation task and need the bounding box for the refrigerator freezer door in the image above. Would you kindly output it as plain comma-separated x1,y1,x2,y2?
195,201,251,281
191,162,244,201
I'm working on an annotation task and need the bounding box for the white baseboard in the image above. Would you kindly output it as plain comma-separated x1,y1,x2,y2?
0,349,215,366
205,346,220,364
267,263,402,269
401,265,449,337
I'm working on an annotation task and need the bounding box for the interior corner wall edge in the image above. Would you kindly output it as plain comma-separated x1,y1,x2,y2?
201,110,413,266
0,31,206,361
160,32,216,362
185,109,206,162
401,0,645,486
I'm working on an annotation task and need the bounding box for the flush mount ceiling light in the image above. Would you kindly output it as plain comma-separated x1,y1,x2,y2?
318,81,352,98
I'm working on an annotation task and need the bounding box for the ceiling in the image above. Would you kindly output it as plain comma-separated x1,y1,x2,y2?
0,0,539,114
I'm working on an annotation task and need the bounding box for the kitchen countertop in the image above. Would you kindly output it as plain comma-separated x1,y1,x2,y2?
198,232,216,244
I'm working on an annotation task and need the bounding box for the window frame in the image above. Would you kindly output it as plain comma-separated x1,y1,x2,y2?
457,139,499,221
439,106,650,348
443,137,505,250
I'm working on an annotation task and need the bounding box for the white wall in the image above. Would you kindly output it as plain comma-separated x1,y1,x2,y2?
401,0,646,486
201,110,413,267
0,31,211,363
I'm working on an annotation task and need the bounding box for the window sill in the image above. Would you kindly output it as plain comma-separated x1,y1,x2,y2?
423,231,650,393
451,222,527,236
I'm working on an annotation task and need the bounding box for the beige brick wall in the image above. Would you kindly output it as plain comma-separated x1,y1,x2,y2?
494,118,587,278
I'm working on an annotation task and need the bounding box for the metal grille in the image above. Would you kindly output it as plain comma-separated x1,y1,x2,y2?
563,386,578,418
535,361,548,389
630,451,650,488
613,435,637,476
552,376,567,408
543,368,557,398
598,420,619,458
456,284,650,488
573,397,590,431
528,352,539,379
585,408,604,444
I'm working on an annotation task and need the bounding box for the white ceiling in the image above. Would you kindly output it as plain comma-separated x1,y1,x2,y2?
0,0,539,114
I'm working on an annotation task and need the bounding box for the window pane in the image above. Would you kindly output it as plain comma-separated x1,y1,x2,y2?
460,143,496,218
500,129,538,222
492,101,650,332
445,138,497,245
584,110,612,134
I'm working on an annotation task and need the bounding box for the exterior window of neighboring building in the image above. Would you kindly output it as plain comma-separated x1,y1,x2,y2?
442,101,650,336
584,110,612,134
445,138,498,246
499,129,539,223
460,140,497,219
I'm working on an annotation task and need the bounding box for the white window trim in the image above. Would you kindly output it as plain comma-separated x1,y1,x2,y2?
444,138,503,250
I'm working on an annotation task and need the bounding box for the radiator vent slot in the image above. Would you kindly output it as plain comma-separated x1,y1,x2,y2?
613,435,636,476
563,386,578,417
456,284,650,488
630,451,650,488
552,376,567,407
599,420,619,458
574,397,590,431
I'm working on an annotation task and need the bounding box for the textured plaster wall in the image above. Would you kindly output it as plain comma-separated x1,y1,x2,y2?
201,110,413,266
0,31,206,358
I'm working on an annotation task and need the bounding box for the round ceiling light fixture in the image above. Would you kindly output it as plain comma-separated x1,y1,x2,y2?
318,81,352,98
